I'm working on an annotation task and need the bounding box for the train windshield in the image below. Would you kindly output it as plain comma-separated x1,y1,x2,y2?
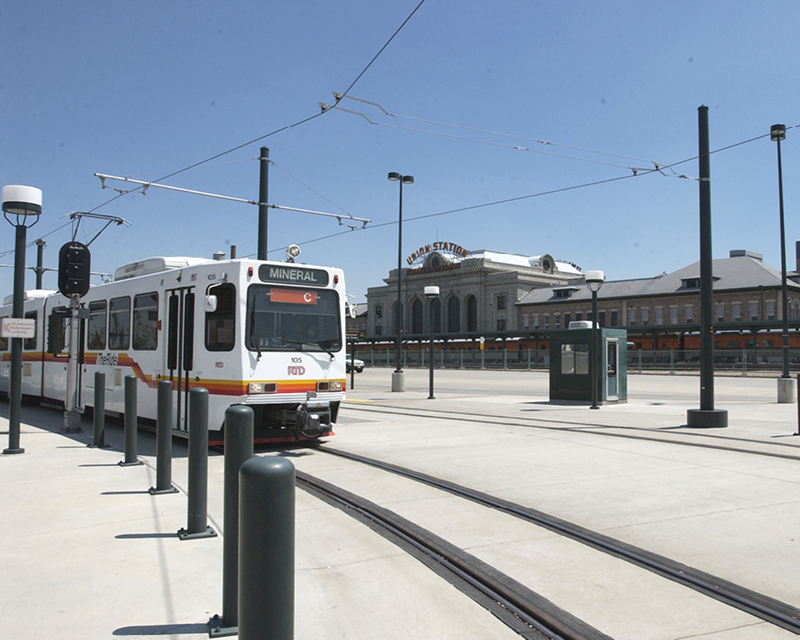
246,285,341,353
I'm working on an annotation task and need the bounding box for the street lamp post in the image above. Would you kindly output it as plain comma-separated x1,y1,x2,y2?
425,286,439,399
585,270,605,410
3,185,43,455
772,125,792,398
388,172,414,392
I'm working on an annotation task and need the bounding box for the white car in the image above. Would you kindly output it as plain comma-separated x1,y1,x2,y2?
345,355,365,373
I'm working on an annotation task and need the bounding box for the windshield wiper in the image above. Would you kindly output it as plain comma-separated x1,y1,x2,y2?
248,310,262,361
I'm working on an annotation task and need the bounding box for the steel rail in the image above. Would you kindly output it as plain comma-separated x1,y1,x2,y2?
296,470,610,640
317,446,800,635
346,402,800,462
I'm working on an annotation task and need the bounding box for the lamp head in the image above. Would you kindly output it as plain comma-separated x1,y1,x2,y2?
388,172,414,184
771,124,786,142
585,270,605,293
424,285,439,299
3,185,42,218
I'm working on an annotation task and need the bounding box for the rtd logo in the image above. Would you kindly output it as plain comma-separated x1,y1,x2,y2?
287,366,306,376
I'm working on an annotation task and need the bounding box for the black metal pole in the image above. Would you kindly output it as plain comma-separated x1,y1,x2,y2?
150,381,178,494
395,180,404,373
210,404,254,635
178,388,216,540
775,129,790,379
687,106,727,428
258,147,269,261
350,338,355,391
35,238,45,290
119,375,143,466
698,105,714,411
591,291,599,410
237,456,295,640
4,224,26,454
428,299,435,400
90,371,106,448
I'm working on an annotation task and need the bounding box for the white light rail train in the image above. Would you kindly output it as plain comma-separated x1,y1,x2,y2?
0,255,347,445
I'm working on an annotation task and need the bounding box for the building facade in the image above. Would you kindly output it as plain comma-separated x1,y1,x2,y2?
517,249,800,348
365,245,582,339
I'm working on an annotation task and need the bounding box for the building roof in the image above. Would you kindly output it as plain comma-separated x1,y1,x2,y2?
517,251,800,306
466,249,583,275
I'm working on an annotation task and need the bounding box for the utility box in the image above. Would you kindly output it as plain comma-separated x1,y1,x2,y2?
549,327,627,404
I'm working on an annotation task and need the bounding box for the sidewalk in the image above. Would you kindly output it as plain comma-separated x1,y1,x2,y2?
2,370,800,639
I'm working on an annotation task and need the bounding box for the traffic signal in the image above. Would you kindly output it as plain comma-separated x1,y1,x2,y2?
58,242,91,297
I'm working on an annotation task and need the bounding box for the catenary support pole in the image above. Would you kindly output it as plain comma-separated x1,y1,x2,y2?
150,381,178,494
178,388,216,540
237,456,295,640
209,404,254,636
687,105,728,428
119,375,143,466
258,147,269,260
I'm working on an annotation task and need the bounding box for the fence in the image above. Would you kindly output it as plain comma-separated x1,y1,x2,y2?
352,346,800,375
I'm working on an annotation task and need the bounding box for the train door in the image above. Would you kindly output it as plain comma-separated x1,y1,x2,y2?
606,338,619,402
166,286,196,432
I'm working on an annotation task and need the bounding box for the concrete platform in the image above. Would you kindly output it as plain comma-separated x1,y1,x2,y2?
2,369,799,638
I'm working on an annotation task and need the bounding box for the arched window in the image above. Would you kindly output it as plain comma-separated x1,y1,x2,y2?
412,299,424,334
430,298,442,333
447,296,460,333
466,295,477,332
392,301,404,336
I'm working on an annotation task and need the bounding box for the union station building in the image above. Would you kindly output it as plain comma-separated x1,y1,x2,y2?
360,241,800,350
365,242,582,337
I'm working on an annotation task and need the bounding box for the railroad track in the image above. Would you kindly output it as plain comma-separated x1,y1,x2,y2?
297,469,609,640
345,402,800,462
296,444,800,637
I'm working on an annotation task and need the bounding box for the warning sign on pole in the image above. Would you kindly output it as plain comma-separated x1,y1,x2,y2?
1,318,35,339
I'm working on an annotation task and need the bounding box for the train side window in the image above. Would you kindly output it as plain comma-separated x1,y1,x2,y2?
205,283,235,352
87,300,107,350
0,317,7,351
133,292,158,351
24,311,37,350
109,296,131,350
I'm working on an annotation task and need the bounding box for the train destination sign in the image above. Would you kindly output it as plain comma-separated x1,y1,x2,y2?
1,318,36,339
259,265,329,287
270,289,318,305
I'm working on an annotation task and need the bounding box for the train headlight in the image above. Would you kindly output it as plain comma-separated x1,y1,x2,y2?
316,381,343,392
248,382,277,394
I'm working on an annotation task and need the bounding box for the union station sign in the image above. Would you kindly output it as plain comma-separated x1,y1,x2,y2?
406,241,469,276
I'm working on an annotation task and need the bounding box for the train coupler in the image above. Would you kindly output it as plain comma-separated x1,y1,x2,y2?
294,391,332,439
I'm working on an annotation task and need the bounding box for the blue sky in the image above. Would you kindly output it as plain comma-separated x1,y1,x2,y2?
1,1,798,302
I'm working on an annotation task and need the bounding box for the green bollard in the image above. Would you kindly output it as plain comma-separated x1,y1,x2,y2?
89,371,107,448
209,404,254,636
178,388,216,540
237,456,295,640
150,381,178,495
119,375,143,466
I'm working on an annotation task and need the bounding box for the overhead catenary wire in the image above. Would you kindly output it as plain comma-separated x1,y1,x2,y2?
86,2,427,216
323,93,699,177
1,2,426,262
285,129,785,253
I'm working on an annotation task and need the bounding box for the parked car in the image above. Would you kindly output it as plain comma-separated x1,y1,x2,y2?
346,355,365,373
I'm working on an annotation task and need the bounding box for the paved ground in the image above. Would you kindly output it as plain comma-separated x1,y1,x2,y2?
2,368,800,639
